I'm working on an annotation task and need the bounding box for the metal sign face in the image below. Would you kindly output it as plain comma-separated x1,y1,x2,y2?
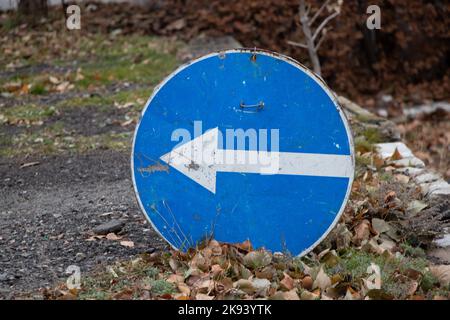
132,49,354,256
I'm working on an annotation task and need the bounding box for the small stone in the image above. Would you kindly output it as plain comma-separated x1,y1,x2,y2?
93,219,125,235
0,273,8,282
377,109,388,118
75,252,86,262
252,278,271,297
372,218,391,234
300,290,319,300
243,250,272,269
393,157,425,168
283,289,300,300
279,272,294,291
407,200,428,216
422,180,450,195
394,174,410,184
433,231,450,248
414,173,440,184
145,247,156,254
376,142,414,160
395,166,424,176
429,185,450,196
233,279,255,295
301,276,313,290
379,237,396,252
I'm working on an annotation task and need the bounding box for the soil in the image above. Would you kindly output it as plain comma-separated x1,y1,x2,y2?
0,150,168,299
42,0,449,108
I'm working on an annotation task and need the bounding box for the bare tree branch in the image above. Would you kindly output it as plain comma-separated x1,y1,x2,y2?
288,0,341,76
314,32,328,51
305,3,311,17
298,0,321,75
312,10,339,41
286,40,308,49
309,0,330,26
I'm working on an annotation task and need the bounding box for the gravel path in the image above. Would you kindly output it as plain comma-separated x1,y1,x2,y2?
0,150,167,298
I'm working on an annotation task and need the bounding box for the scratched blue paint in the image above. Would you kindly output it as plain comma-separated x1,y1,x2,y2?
132,50,354,256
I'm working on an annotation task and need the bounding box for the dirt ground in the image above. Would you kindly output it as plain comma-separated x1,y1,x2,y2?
0,8,449,299
0,31,179,297
0,149,170,298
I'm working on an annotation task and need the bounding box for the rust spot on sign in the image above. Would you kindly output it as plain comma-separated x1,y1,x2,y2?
186,161,200,171
139,162,169,174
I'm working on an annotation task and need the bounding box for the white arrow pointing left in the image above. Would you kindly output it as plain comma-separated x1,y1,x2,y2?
160,127,353,194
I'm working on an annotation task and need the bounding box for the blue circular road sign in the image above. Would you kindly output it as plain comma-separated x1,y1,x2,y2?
132,49,354,256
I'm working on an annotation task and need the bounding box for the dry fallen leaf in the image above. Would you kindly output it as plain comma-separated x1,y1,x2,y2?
120,240,134,248
344,287,361,300
117,102,135,109
279,272,294,291
20,161,40,168
56,81,71,92
313,266,331,290
300,290,319,300
407,200,428,216
252,278,271,297
166,274,184,284
301,276,313,290
430,265,450,287
211,264,223,278
235,239,253,252
406,280,419,296
120,119,134,127
282,289,300,300
371,218,391,234
194,278,214,294
195,293,214,300
169,257,180,272
177,283,190,296
49,76,60,84
384,191,396,203
233,279,255,295
353,219,371,244
86,235,106,241
390,148,402,160
394,174,410,184
243,250,272,269
189,252,209,271
106,233,121,241
363,263,381,290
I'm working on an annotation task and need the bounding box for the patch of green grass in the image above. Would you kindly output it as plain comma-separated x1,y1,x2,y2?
30,83,47,95
0,15,20,32
1,104,56,124
57,87,150,110
355,154,372,166
362,127,383,144
354,113,382,124
333,249,383,280
78,275,113,300
74,35,178,89
145,267,161,279
401,243,426,259
0,131,13,147
1,124,131,158
145,278,176,296
354,136,374,154
420,272,439,292
0,34,179,96
379,172,394,181
330,248,437,299
79,290,111,300
70,132,132,153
